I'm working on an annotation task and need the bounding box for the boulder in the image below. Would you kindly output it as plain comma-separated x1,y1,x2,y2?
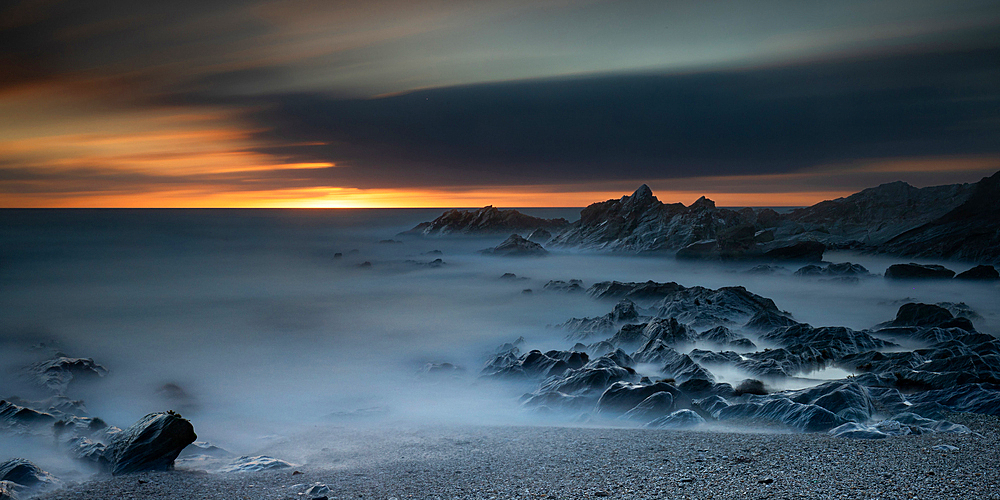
955,265,999,280
884,263,955,279
104,411,197,475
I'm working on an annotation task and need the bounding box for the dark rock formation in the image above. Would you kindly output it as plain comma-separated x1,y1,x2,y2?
26,357,108,394
596,381,680,415
103,411,197,475
588,280,787,330
548,185,753,253
543,280,584,293
881,170,1000,264
404,206,568,236
481,349,588,380
560,299,641,341
785,180,973,246
794,262,873,278
761,241,825,262
884,263,955,279
0,459,55,488
0,400,56,434
526,228,553,243
955,265,1000,280
221,456,295,473
480,234,548,256
621,391,675,422
647,409,706,429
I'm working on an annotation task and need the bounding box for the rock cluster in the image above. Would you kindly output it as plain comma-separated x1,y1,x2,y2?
479,279,1000,438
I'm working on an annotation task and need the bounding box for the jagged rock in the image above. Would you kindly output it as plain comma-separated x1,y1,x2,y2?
794,262,872,278
526,228,553,243
221,456,294,473
481,349,588,380
405,258,445,268
761,324,894,359
905,383,1000,415
26,356,108,394
0,459,55,488
561,299,641,341
0,400,56,434
955,265,999,280
549,185,753,252
104,411,197,475
696,326,756,350
404,206,568,236
884,263,955,279
716,398,846,432
786,179,973,246
762,242,825,262
646,409,705,429
744,308,798,331
743,265,786,274
828,422,889,439
881,170,1000,264
632,342,714,384
586,280,786,329
632,318,697,350
523,358,639,410
543,280,584,293
480,234,548,256
735,345,828,379
621,392,675,422
418,362,465,377
596,382,679,415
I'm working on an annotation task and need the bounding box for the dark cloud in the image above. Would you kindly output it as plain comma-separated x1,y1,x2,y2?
237,43,1000,188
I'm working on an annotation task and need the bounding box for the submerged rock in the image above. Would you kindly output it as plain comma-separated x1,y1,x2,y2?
480,234,548,257
884,263,955,279
26,356,108,394
221,456,295,473
104,411,197,475
647,409,706,429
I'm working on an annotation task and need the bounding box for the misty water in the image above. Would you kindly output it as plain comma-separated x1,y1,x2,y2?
2,209,998,475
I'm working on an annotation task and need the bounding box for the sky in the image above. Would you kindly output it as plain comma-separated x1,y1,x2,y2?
2,0,1000,208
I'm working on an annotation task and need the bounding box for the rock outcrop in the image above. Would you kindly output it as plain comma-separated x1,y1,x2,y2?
480,234,548,256
404,206,568,236
103,411,197,475
881,170,1000,263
